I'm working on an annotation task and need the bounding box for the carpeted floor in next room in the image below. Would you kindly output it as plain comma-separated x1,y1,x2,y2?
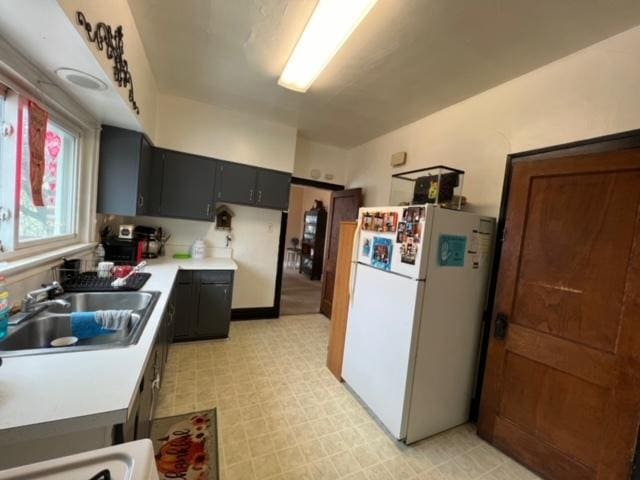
279,268,322,316
154,314,541,480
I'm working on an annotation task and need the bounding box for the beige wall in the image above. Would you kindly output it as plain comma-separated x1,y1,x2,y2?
285,186,305,249
58,0,158,141
294,136,349,186
347,26,640,217
156,94,297,172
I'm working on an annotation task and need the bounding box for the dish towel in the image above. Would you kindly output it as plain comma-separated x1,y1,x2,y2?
70,310,132,340
96,309,133,330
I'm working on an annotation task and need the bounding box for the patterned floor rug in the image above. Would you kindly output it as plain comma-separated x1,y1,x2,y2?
151,409,219,480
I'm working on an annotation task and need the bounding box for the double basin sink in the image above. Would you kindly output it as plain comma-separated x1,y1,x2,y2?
0,291,160,357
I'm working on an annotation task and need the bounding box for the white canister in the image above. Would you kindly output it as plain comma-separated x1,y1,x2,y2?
192,240,206,260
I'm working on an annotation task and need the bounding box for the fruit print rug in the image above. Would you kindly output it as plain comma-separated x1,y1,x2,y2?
151,409,219,480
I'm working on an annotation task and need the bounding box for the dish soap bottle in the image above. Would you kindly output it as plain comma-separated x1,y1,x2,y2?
94,243,106,268
0,276,9,339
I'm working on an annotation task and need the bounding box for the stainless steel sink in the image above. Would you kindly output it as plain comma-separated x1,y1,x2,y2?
0,291,160,357
49,291,155,313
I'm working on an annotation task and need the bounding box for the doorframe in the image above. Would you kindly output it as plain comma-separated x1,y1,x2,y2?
470,128,640,429
276,178,345,316
232,178,345,320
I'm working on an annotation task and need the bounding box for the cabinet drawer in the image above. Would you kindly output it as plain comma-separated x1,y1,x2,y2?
177,270,193,284
199,270,233,284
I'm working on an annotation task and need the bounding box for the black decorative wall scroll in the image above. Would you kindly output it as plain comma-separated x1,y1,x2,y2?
76,11,140,115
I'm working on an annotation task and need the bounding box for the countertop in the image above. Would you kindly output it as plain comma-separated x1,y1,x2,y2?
0,256,237,444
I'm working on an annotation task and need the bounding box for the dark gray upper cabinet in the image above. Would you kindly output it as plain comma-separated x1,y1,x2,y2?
97,125,158,216
216,161,291,210
256,169,291,209
156,149,216,221
215,161,257,206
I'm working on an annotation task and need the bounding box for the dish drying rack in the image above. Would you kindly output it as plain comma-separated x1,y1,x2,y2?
54,259,151,292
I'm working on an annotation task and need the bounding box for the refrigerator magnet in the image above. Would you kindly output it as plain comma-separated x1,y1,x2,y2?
362,213,373,230
362,238,371,257
383,212,398,232
396,222,406,242
438,234,466,267
400,238,417,265
373,213,384,232
402,206,425,223
371,236,393,271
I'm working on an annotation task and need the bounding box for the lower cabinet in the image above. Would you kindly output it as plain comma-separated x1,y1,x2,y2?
173,269,234,341
115,290,174,443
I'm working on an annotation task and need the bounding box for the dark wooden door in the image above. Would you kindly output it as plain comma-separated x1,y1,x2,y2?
216,161,257,206
196,283,232,338
158,149,216,221
256,169,291,210
478,149,640,479
320,188,362,317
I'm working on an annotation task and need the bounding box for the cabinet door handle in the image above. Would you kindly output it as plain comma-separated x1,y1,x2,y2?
249,189,254,201
138,195,144,208
206,204,211,217
217,191,222,199
224,288,228,301
257,190,262,203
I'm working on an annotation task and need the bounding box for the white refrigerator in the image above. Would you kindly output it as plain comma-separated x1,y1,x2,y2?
342,204,495,444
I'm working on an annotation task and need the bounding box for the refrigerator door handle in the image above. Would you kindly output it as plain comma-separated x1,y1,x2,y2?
349,214,364,306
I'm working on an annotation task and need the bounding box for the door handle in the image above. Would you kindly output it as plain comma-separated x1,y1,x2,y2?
138,195,144,208
206,204,211,217
249,189,254,201
257,190,262,203
494,313,509,340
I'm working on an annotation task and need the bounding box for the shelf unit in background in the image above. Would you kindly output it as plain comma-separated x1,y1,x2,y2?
299,206,327,280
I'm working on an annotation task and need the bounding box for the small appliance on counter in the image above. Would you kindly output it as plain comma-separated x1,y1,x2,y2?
118,223,135,239
134,226,169,259
103,236,143,264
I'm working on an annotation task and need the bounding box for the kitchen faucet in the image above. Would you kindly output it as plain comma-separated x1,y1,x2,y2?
8,282,71,326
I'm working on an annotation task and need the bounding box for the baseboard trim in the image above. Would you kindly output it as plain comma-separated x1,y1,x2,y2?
231,307,278,320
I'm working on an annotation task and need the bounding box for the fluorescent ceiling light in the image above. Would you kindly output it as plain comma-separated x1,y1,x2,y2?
278,0,378,93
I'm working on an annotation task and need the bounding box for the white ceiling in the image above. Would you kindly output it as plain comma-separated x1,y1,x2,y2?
129,0,640,148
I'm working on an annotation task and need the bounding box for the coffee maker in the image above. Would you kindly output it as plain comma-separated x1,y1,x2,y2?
134,226,165,259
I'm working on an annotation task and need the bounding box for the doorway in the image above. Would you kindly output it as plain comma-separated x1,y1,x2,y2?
478,131,640,480
280,180,338,315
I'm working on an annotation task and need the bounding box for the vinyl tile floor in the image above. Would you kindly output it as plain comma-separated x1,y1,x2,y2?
155,314,541,480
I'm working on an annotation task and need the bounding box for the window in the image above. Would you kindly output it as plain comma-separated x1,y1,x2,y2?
18,104,78,244
0,90,79,255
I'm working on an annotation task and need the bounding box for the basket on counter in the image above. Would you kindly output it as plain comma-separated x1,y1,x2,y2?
53,259,151,292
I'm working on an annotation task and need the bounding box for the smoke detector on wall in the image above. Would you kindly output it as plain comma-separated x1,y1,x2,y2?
55,68,108,91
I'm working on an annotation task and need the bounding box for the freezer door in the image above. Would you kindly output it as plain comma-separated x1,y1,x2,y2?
355,205,432,279
342,263,423,440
